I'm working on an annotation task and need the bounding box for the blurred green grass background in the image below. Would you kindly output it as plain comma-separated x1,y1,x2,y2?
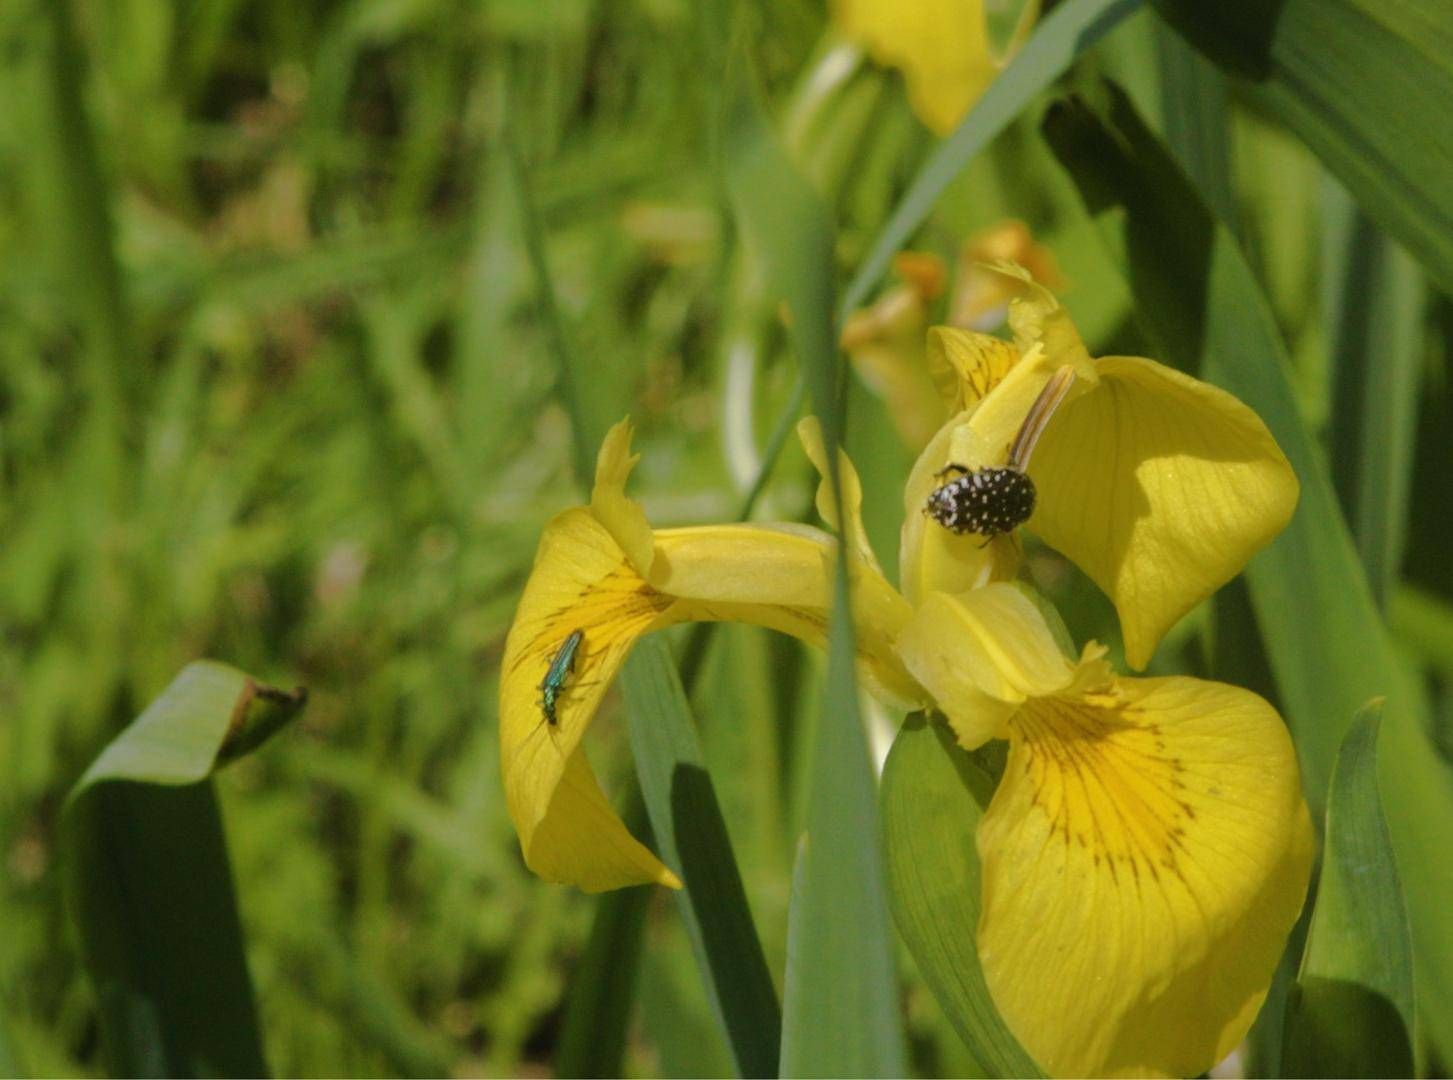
3,0,1453,1075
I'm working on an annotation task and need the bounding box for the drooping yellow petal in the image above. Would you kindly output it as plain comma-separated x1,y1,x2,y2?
834,0,1039,135
1028,356,1299,668
977,677,1315,1077
590,418,655,577
500,508,683,891
651,523,924,709
797,416,886,575
841,255,947,448
895,583,1111,749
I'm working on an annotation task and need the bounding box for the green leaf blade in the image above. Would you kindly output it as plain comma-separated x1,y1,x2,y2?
778,597,907,1079
621,638,782,1079
1323,181,1426,611
1283,703,1416,1078
726,70,905,1078
880,716,1044,1078
1152,0,1453,296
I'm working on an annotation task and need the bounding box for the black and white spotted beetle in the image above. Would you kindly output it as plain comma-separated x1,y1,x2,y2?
925,464,1036,537
924,366,1077,540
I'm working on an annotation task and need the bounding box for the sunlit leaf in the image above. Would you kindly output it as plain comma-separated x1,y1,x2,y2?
727,65,907,1078
64,661,307,1077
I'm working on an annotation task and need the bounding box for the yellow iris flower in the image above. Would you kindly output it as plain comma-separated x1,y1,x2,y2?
499,266,1312,1076
834,0,1041,135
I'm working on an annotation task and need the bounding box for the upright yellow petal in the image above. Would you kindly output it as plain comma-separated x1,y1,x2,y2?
500,508,683,890
977,677,1314,1077
901,344,1082,603
899,409,1021,605
925,326,1021,414
590,418,655,577
1028,356,1299,668
797,416,886,575
1003,263,1095,375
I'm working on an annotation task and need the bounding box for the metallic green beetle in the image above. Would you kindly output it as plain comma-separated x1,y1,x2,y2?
539,628,584,727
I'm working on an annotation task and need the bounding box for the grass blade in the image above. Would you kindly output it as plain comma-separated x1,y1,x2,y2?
840,0,1142,317
1283,703,1416,1077
621,638,782,1078
726,72,906,1078
63,661,307,1077
1151,0,1453,297
1041,76,1453,1063
881,717,1044,1077
507,129,601,490
1323,181,1426,611
27,0,134,446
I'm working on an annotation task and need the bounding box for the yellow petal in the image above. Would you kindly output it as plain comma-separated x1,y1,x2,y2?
590,418,655,577
978,677,1315,1077
895,583,1109,748
833,0,1037,135
925,326,1021,414
500,508,683,890
797,416,886,575
1028,356,1299,668
1002,262,1095,375
652,523,924,709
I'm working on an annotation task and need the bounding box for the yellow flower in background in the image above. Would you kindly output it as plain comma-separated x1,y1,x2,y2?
499,261,1310,1075
841,252,950,448
949,219,1063,330
842,222,1061,450
834,0,1040,134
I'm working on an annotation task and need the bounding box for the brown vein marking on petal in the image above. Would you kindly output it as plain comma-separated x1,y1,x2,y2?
1012,695,1196,888
506,565,673,683
960,338,1019,409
